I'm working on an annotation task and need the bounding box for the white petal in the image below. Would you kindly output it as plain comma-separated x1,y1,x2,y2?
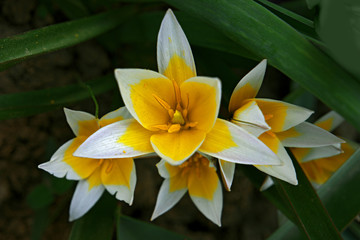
38,139,80,180
231,100,271,137
255,144,298,185
218,160,235,191
157,9,196,77
100,106,132,121
151,178,187,220
278,122,345,148
315,111,344,131
228,59,267,113
74,119,153,159
259,176,274,191
69,180,105,221
156,159,169,178
190,179,223,227
199,119,281,166
292,144,342,163
64,108,95,137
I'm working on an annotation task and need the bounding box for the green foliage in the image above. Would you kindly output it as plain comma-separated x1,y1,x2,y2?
0,7,136,71
117,215,189,240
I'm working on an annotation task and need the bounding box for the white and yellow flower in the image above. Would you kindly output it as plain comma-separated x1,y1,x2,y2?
291,111,358,185
74,10,281,169
38,107,136,221
219,60,344,190
152,153,223,226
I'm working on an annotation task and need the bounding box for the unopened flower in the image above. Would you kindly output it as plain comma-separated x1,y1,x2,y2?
220,60,344,190
74,10,281,170
152,153,223,226
39,107,135,221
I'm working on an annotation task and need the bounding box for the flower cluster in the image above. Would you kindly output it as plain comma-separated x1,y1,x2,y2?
38,9,350,226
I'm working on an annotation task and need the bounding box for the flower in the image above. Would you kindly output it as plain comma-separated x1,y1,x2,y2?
291,111,358,185
38,107,136,221
152,153,223,226
219,60,344,189
74,10,281,169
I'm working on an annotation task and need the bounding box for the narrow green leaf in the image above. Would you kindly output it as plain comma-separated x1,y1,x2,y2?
69,193,116,240
0,75,115,120
0,6,136,71
164,0,360,132
255,0,323,46
272,157,341,239
117,214,189,240
268,149,360,239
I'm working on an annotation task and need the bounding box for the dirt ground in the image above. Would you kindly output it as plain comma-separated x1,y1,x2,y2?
1,0,358,239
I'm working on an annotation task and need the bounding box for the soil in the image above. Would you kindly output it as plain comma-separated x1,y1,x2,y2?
0,1,358,240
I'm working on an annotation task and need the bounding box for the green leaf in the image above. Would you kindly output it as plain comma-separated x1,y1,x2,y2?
0,74,115,120
117,215,189,240
317,0,360,80
164,0,360,132
268,149,360,239
69,193,116,240
271,156,341,239
255,0,323,46
0,6,136,71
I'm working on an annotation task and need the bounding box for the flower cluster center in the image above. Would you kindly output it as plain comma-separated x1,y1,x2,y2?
152,80,198,133
179,153,209,177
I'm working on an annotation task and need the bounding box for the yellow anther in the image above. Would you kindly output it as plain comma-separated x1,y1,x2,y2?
168,124,181,133
172,80,182,107
171,110,185,125
264,114,274,121
153,94,171,110
152,124,170,131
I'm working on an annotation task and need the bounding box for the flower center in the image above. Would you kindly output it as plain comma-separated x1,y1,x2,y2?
152,80,198,133
179,152,209,177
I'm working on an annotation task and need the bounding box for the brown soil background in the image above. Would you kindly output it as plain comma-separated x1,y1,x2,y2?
0,1,358,240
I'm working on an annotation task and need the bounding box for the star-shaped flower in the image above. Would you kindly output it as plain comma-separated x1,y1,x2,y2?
152,153,223,226
39,107,136,221
74,10,281,169
219,60,344,190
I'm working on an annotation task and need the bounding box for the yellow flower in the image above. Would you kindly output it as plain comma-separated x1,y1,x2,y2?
291,111,358,185
219,60,344,190
38,107,136,221
152,153,223,226
74,10,281,168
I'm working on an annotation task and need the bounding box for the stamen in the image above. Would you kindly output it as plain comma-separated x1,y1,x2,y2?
264,114,274,121
172,80,182,108
168,124,181,133
152,124,170,131
153,94,171,110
